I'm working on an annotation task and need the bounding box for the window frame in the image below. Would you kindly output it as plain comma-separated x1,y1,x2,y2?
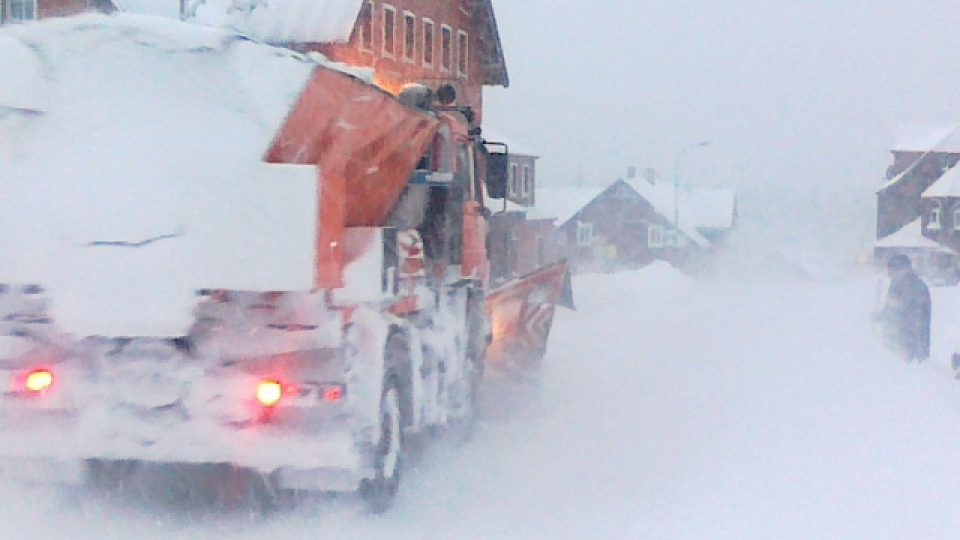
930,207,943,231
402,10,416,63
576,222,594,247
440,24,453,72
422,18,435,66
522,165,531,197
510,163,519,196
7,0,36,22
381,4,397,59
358,1,374,52
457,29,469,78
648,225,664,248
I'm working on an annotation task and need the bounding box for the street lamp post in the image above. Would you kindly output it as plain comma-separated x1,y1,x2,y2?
674,140,710,228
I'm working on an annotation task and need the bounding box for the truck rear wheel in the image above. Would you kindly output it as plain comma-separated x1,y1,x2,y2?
360,377,403,513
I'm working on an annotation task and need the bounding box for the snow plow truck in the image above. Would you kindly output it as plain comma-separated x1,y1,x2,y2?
0,16,569,511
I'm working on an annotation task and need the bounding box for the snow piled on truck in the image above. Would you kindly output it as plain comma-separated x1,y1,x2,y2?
0,15,322,337
192,0,362,45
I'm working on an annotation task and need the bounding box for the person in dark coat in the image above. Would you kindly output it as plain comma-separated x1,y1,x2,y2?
878,254,931,361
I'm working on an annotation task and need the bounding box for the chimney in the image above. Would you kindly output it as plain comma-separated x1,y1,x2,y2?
626,166,637,179
644,168,657,186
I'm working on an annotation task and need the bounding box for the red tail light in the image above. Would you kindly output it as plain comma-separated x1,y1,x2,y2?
256,380,283,407
23,369,54,394
322,386,344,402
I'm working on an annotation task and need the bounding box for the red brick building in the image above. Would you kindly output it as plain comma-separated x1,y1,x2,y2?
874,126,960,283
301,0,508,121
876,127,960,240
544,177,737,274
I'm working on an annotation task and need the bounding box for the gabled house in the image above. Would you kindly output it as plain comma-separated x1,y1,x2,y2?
877,125,960,239
875,125,960,283
542,175,737,273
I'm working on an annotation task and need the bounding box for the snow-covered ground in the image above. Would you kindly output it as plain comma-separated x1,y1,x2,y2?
5,263,960,539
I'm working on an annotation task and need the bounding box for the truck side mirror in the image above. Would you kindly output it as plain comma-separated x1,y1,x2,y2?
486,151,509,199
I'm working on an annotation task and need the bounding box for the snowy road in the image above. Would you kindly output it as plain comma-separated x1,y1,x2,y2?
5,265,960,539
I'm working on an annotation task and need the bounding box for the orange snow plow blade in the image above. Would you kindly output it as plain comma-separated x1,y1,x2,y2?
484,261,573,377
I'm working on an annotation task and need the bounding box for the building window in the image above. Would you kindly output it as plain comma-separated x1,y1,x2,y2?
577,222,594,247
440,25,453,71
954,210,960,231
661,231,687,248
382,5,396,58
930,207,943,230
510,163,519,196
648,225,664,248
402,11,415,62
358,1,373,51
422,18,434,66
457,30,469,78
522,165,532,196
7,0,36,21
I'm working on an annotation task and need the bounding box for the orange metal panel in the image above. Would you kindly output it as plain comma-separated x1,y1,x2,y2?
265,67,440,227
461,200,489,284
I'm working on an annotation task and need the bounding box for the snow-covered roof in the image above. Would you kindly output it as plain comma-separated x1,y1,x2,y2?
878,167,910,193
516,181,733,247
893,124,960,153
625,180,730,246
683,188,737,230
0,15,324,337
114,0,510,86
528,187,604,224
191,0,362,44
111,0,362,44
874,219,948,251
922,162,960,198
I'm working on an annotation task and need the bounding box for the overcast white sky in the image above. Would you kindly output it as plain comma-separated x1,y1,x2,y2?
484,1,960,255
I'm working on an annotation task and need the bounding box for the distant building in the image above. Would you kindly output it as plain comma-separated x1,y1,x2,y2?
875,125,960,283
484,132,538,207
538,176,737,273
877,125,960,239
485,136,556,284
